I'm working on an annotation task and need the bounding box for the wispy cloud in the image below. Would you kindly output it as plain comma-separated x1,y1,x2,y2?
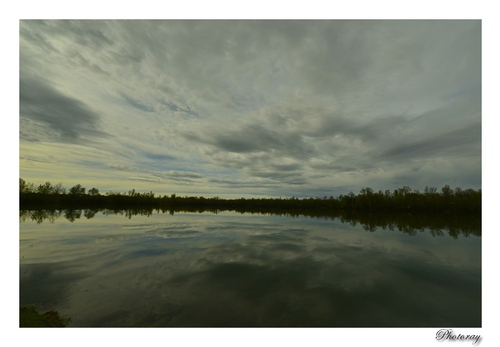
121,93,156,113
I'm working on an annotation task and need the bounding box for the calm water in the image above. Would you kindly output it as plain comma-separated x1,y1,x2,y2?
19,210,481,327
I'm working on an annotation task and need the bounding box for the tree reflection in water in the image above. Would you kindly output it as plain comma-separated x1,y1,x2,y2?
20,207,480,239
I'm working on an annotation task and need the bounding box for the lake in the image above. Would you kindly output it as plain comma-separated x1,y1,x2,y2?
19,209,481,327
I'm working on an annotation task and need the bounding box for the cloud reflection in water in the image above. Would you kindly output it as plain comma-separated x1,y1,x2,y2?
19,211,481,327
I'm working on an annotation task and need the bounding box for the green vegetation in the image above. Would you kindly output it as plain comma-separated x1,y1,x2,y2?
19,179,481,215
20,305,70,327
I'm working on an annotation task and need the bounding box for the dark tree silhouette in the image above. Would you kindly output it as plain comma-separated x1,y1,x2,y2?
19,179,481,216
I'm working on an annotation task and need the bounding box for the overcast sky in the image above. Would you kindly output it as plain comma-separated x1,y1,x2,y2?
19,20,481,198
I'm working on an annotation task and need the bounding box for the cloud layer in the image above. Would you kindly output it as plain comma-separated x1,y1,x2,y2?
20,20,481,197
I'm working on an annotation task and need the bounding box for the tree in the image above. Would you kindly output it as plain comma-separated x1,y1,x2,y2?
441,185,453,196
69,184,85,195
52,182,66,194
20,178,26,193
399,186,412,196
37,182,54,194
424,186,437,195
360,187,374,195
19,178,35,193
88,187,99,196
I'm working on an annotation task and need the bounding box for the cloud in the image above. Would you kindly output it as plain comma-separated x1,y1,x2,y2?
150,170,205,183
183,120,317,160
160,99,199,117
20,75,105,143
380,120,481,161
19,20,481,197
143,152,176,161
121,93,155,113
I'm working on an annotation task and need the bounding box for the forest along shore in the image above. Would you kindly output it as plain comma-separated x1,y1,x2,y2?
20,179,481,216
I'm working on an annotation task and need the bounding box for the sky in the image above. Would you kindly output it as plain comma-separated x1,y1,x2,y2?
19,20,482,198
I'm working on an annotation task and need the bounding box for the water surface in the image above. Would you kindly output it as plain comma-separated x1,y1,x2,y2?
19,210,481,327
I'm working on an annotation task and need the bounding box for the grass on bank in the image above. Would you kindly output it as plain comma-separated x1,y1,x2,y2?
20,305,70,327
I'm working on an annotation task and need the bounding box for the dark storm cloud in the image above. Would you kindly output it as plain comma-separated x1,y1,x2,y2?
20,76,105,142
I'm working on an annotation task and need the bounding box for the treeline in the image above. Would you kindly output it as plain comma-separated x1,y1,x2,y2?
19,179,481,215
